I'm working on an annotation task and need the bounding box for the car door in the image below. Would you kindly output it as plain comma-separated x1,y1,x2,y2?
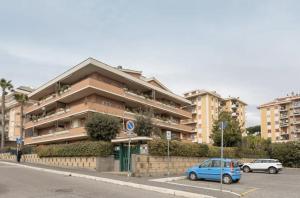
209,159,222,181
196,159,212,179
250,159,262,170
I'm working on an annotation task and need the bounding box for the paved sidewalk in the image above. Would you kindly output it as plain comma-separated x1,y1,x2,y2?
0,160,235,198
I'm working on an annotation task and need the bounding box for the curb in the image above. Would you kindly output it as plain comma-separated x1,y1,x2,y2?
0,161,214,198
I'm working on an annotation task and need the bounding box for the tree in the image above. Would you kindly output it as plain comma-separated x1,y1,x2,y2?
211,111,242,147
0,79,13,149
85,113,121,141
134,112,154,137
14,93,29,148
246,125,261,136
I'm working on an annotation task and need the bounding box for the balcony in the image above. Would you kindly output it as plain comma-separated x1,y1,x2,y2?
24,127,87,145
25,77,191,119
280,122,289,127
280,114,288,119
123,111,193,133
181,119,197,125
25,102,124,129
279,107,288,112
294,120,300,125
293,102,300,108
294,111,300,116
124,91,191,118
231,104,238,109
25,78,125,114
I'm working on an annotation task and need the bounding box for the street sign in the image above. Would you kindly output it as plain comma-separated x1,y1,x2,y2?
126,120,135,132
16,137,23,145
219,121,227,129
166,131,172,140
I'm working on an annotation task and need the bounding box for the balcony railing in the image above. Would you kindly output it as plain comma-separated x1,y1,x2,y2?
294,120,300,125
124,91,191,118
24,127,86,145
124,111,192,132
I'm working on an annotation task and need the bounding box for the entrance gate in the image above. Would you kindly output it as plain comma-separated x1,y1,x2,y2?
120,143,140,171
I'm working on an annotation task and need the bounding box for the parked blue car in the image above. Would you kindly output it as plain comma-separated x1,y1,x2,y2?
186,158,241,184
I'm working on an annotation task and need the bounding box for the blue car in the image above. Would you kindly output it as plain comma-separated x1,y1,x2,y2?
186,158,241,184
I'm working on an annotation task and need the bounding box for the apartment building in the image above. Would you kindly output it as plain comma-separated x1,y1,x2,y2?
0,86,33,145
259,94,300,142
23,58,194,146
223,97,247,131
183,90,247,144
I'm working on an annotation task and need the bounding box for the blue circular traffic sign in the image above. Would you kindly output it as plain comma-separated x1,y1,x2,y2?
126,120,135,131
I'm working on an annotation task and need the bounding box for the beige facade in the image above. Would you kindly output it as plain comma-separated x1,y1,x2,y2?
259,94,300,142
0,86,33,144
183,90,247,144
24,58,194,145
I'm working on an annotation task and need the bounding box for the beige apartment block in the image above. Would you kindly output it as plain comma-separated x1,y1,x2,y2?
23,58,194,145
0,86,33,145
183,90,247,144
259,94,300,142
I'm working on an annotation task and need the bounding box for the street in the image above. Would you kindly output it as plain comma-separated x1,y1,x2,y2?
0,163,184,198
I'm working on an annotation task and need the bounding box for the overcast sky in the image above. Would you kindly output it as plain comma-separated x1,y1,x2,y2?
1,0,299,127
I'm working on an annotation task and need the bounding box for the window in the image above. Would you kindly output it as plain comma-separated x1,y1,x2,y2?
267,122,271,125
212,160,221,167
201,160,212,168
253,160,262,163
268,130,272,133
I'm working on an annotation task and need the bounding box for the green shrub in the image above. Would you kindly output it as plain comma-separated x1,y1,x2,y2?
208,146,239,158
148,139,208,157
21,145,36,154
270,141,300,168
36,141,113,157
85,113,121,141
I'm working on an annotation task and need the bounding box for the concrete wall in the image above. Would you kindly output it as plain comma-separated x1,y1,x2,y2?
0,153,114,172
131,154,256,177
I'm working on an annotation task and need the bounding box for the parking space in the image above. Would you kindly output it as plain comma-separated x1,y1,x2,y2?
154,168,300,198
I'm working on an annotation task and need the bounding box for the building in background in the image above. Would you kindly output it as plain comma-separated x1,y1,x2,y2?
23,58,194,146
182,90,247,144
0,86,33,146
259,93,300,142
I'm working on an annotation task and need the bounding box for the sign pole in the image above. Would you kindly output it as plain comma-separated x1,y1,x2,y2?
167,139,170,176
125,120,135,177
166,131,171,176
220,121,224,192
127,136,131,177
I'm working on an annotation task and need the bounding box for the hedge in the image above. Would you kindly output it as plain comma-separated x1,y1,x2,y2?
208,146,239,158
148,139,208,157
36,141,113,157
270,141,300,168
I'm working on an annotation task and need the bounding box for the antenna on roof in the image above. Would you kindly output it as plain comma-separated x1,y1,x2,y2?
117,66,123,69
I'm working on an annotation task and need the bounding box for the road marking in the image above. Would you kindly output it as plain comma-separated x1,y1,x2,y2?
150,176,186,182
166,181,242,197
240,188,259,197
0,161,214,198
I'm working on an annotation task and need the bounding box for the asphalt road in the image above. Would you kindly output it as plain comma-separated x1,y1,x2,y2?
169,168,300,198
0,163,182,198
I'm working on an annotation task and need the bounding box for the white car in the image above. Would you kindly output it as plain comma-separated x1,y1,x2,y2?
241,159,283,174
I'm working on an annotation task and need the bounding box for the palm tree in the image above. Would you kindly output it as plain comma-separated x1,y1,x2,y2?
0,79,13,149
14,93,28,148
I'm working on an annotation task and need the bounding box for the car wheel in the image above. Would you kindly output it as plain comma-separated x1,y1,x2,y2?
234,179,240,183
189,172,198,181
268,167,277,174
243,166,251,173
222,175,232,184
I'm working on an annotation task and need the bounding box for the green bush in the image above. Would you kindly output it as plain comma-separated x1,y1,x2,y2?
85,113,121,141
36,141,113,157
148,139,208,157
21,145,36,154
270,141,300,168
208,146,239,158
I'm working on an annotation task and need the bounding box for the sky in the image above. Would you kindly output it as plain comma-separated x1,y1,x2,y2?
1,0,300,127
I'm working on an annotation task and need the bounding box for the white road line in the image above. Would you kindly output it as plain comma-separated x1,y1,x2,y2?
0,161,215,198
149,176,186,182
166,182,242,197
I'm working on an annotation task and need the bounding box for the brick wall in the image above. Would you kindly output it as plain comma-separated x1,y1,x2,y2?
131,154,256,177
0,153,114,171
131,154,208,177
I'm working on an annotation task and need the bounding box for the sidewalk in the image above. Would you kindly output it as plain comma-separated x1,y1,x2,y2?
0,160,235,198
